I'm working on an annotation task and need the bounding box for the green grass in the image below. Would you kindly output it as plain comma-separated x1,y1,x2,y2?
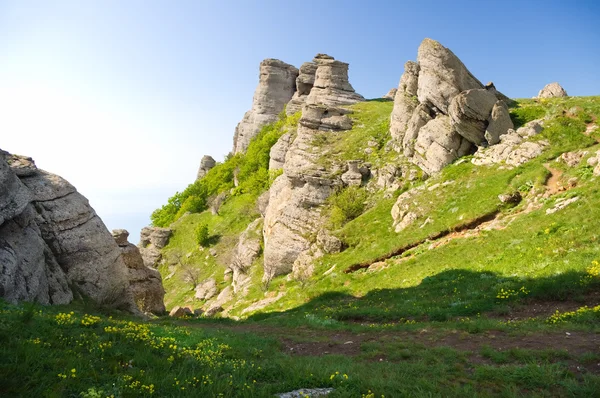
159,193,260,309
2,301,599,397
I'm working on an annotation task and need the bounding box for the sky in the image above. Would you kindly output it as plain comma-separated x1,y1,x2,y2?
1,0,599,243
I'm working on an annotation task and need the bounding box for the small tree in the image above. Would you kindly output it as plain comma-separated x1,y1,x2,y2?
181,264,201,290
195,223,210,247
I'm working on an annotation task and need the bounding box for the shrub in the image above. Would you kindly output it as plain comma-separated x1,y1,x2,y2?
195,223,210,247
328,186,369,229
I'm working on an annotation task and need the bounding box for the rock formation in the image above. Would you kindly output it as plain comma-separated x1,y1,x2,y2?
382,88,397,100
0,150,135,311
229,218,262,293
286,62,318,115
537,82,567,98
472,120,548,167
233,59,299,153
196,155,216,180
269,132,292,170
389,38,513,174
263,105,349,280
305,54,365,107
112,229,166,314
138,226,172,268
261,53,365,281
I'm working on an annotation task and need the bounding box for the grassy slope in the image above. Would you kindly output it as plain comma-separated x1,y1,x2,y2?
229,96,600,320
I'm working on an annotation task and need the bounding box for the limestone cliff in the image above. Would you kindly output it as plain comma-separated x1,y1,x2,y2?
0,150,137,311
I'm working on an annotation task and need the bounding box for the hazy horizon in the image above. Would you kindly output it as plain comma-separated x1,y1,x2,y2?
1,0,599,243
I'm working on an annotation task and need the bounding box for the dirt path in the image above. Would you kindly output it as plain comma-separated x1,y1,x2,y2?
544,163,564,195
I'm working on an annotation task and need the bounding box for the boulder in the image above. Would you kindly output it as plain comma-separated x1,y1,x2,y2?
169,306,192,318
195,278,219,300
138,226,172,268
112,229,166,314
341,160,363,186
449,89,508,145
537,82,567,98
390,61,420,145
196,155,216,180
233,59,299,153
412,116,472,174
416,38,484,114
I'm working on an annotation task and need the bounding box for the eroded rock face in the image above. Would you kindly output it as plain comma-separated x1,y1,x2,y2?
390,39,513,174
263,104,348,280
112,229,166,314
233,59,299,153
138,226,172,268
196,155,216,180
229,218,262,293
269,132,292,170
0,149,135,311
537,82,567,98
286,62,318,115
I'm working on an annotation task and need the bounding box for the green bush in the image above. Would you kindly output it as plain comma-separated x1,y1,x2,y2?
328,186,369,229
195,223,210,247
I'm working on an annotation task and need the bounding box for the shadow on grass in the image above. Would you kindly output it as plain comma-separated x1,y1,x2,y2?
366,97,393,102
248,269,598,323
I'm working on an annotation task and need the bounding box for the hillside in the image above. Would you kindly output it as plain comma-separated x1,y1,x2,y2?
156,95,600,325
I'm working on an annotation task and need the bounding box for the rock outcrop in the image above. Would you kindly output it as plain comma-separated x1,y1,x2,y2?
383,88,397,100
233,59,299,153
389,39,513,174
269,132,292,170
195,278,218,301
305,54,365,107
112,229,166,314
229,218,262,293
286,62,318,115
138,226,172,268
196,155,216,180
537,82,567,98
262,54,365,280
263,105,350,280
0,150,135,311
472,120,548,167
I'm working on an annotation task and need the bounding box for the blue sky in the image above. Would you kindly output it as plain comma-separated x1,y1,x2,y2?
1,0,598,242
